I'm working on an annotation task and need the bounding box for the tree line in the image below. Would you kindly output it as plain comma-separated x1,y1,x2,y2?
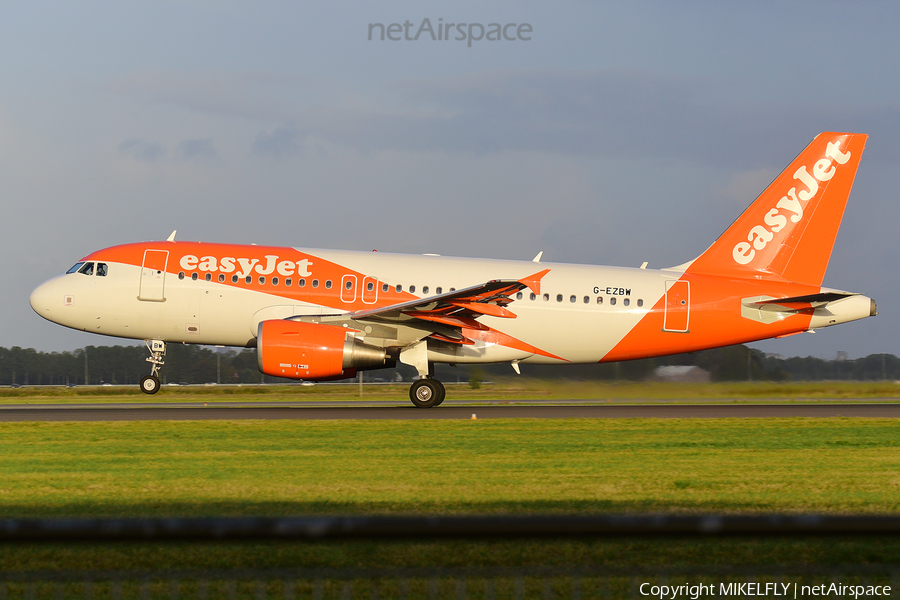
0,344,261,386
1,343,898,386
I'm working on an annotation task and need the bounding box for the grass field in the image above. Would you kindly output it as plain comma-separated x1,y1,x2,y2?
3,379,900,403
2,418,899,517
1,387,898,575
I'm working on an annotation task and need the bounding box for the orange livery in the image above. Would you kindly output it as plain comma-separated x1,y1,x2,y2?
30,133,876,407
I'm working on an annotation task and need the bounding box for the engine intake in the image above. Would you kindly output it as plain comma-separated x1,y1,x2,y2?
257,320,387,380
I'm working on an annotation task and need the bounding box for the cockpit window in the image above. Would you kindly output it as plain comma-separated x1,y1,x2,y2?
66,262,85,274
97,263,108,277
78,262,95,276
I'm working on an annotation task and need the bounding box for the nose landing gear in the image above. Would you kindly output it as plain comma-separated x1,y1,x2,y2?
140,340,166,395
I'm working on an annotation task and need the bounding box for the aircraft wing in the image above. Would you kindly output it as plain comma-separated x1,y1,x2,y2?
345,269,550,342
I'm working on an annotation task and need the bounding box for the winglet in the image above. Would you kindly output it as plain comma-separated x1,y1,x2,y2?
519,269,551,296
167,230,177,242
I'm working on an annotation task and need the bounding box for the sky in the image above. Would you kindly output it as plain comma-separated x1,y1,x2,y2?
2,0,899,360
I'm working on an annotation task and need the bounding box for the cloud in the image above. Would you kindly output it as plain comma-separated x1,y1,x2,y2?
100,70,345,122
99,68,900,168
118,138,165,162
253,123,304,157
176,138,217,160
290,69,900,167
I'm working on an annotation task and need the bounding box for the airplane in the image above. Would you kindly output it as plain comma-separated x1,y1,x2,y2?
30,132,875,407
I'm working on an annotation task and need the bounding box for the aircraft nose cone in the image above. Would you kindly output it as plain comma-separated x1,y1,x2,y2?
30,280,56,319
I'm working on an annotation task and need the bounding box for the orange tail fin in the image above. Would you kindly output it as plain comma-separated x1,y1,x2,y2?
686,132,867,286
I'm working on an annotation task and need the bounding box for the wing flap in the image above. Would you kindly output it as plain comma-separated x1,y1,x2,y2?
338,269,552,349
349,269,551,323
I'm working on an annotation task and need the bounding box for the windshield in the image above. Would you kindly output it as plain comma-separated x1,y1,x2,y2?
66,262,85,274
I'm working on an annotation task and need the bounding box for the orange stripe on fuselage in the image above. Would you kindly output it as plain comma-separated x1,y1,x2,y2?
83,241,419,312
602,273,818,362
85,241,566,360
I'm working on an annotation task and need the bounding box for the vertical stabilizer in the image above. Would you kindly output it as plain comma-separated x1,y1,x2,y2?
687,132,867,286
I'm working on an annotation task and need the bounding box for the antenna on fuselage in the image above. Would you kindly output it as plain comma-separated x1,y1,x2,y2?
167,230,177,242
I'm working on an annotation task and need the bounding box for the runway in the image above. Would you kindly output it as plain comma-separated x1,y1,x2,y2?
1,402,899,421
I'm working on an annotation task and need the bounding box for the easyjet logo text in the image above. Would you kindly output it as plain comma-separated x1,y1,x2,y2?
732,141,851,266
179,255,313,278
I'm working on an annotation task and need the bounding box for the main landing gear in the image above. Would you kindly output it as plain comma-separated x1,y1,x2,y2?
140,339,166,395
400,340,446,408
409,377,445,408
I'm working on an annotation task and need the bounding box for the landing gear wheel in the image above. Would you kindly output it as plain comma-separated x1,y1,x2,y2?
433,383,446,406
140,375,161,395
409,378,445,408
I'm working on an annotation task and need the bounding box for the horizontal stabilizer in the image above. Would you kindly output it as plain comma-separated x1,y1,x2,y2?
741,291,861,325
752,291,856,308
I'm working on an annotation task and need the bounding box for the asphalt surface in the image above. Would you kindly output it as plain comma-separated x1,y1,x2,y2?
1,403,899,421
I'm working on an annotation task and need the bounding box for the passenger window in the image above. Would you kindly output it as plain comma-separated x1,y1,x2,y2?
543,293,549,301
436,287,442,294
232,275,239,283
597,297,604,305
530,293,536,301
178,272,185,280
623,298,630,306
346,280,353,290
637,299,644,307
78,262,94,276
396,284,402,292
423,286,429,294
516,292,523,300
382,283,389,292
272,277,279,286
556,294,563,302
583,296,589,304
259,277,266,285
312,280,319,288
610,297,617,306
409,285,416,293
569,295,576,303
66,262,85,274
367,282,374,291
205,273,212,282
299,279,306,287
218,274,225,283
191,272,198,281
325,280,332,289
96,263,108,277
245,276,252,284
286,278,292,286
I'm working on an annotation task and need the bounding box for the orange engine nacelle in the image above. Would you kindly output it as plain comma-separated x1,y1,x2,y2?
257,319,388,380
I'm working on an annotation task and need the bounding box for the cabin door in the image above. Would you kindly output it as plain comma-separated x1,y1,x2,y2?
139,249,169,302
663,280,690,332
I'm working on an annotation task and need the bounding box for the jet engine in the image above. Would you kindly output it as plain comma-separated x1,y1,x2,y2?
257,319,387,380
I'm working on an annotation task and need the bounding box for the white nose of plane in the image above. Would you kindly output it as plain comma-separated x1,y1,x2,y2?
30,279,58,322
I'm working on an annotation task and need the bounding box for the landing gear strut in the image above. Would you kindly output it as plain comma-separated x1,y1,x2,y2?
400,340,446,408
140,339,166,395
409,377,445,408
